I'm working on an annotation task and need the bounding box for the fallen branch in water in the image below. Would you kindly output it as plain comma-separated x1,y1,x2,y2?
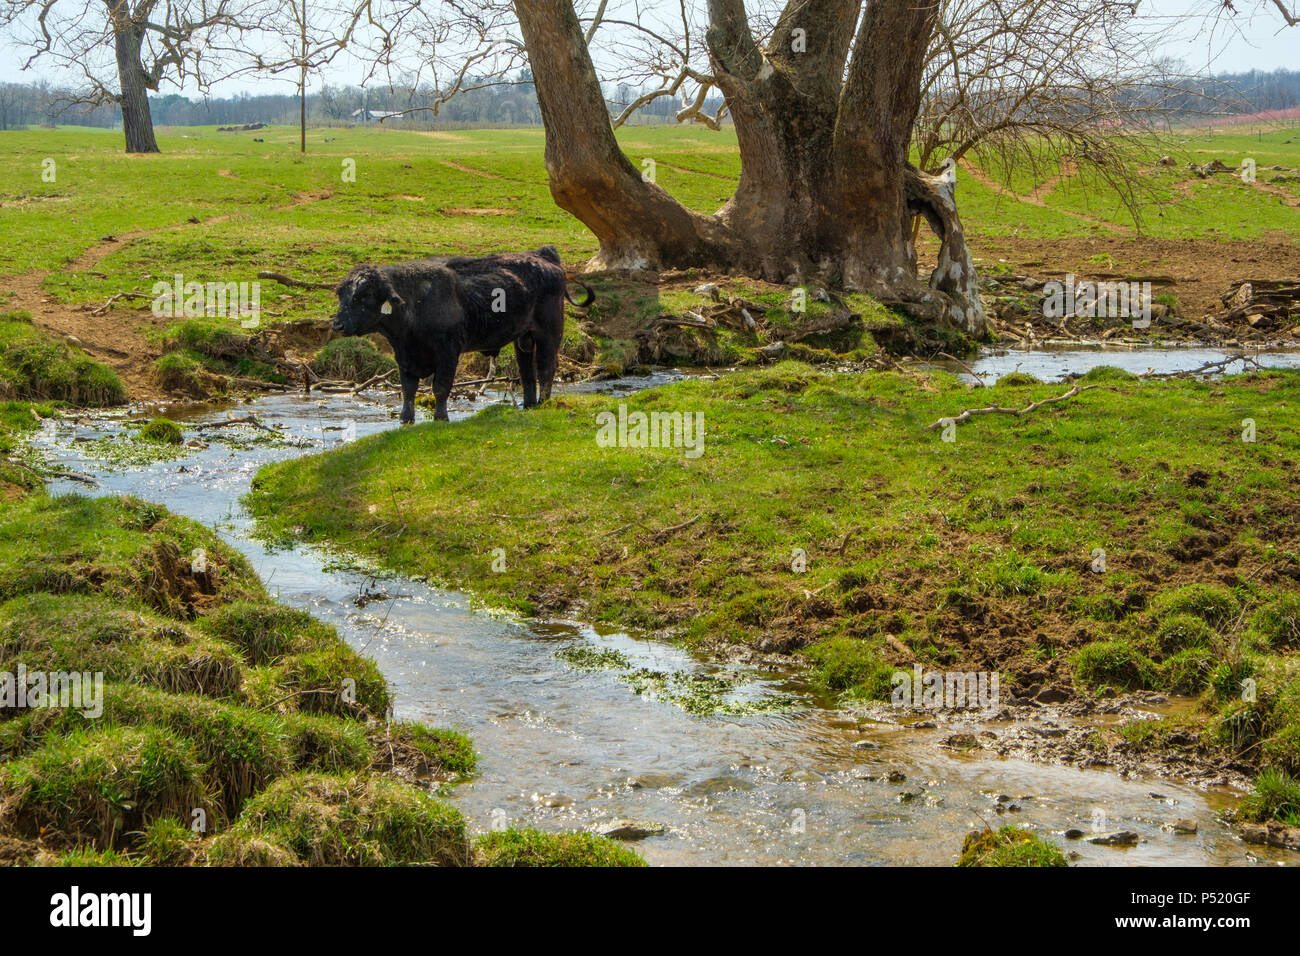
450,375,520,392
193,414,277,433
924,384,1101,430
257,270,338,290
1141,353,1264,379
228,376,291,392
352,369,397,393
936,351,988,387
3,457,97,486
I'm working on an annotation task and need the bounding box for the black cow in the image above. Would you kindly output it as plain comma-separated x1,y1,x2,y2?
331,247,593,423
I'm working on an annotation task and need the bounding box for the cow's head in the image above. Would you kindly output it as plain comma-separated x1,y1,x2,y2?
333,265,403,335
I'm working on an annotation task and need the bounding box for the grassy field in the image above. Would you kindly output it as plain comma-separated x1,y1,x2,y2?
248,362,1300,821
1,122,1297,399
4,121,1300,856
2,122,1297,321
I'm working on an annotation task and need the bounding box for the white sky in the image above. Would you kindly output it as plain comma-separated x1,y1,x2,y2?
0,0,1295,100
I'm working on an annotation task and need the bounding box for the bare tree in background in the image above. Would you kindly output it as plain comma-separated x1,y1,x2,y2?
915,0,1182,219
0,0,261,151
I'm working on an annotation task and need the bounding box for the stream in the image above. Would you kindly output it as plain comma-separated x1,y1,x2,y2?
26,349,1300,866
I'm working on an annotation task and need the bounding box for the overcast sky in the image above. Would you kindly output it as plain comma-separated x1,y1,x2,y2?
0,0,1294,100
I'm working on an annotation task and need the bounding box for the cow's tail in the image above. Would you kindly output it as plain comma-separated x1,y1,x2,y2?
564,275,595,308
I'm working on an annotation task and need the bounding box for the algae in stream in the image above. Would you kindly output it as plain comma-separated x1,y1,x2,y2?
557,645,798,717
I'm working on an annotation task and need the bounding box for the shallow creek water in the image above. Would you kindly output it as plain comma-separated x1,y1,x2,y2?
26,356,1298,866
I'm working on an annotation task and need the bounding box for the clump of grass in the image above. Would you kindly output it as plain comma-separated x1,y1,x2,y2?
1261,726,1300,777
38,848,141,867
0,317,126,406
310,337,396,382
279,643,391,717
1156,613,1218,655
381,721,477,776
153,352,210,396
137,417,183,445
0,725,211,850
958,826,1066,867
1071,640,1159,691
1238,768,1300,826
1077,365,1136,383
474,828,647,867
211,772,469,866
994,372,1041,387
716,360,823,399
1162,646,1218,694
802,636,896,699
200,600,329,665
1152,583,1240,630
137,816,199,865
1251,594,1300,648
283,712,373,775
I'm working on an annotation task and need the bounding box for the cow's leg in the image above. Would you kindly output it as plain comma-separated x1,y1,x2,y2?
515,337,538,408
536,337,558,403
399,369,420,425
431,351,458,422
536,296,564,403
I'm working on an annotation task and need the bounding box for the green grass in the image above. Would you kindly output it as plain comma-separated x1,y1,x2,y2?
248,362,1300,682
0,311,125,406
957,826,1067,867
209,772,470,866
4,123,1298,384
0,488,479,863
474,828,647,867
246,361,1300,800
1239,769,1300,827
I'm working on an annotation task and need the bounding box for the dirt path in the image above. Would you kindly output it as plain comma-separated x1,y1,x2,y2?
958,158,1131,234
2,184,335,405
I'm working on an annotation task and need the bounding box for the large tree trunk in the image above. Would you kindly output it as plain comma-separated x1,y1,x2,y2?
512,0,987,336
514,0,740,271
110,6,160,154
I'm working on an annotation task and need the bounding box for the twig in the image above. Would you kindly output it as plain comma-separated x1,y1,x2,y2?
451,375,520,391
3,457,97,486
645,514,702,541
1141,353,1264,380
257,270,337,290
194,414,277,433
936,351,988,387
924,384,1102,431
353,369,397,393
90,291,151,315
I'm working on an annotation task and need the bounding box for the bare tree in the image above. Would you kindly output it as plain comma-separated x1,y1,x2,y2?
0,0,260,152
0,83,23,128
914,0,1185,219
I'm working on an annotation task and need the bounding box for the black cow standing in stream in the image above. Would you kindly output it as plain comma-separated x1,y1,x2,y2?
331,246,593,423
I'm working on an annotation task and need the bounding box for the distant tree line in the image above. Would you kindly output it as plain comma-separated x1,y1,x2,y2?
1161,68,1300,115
0,68,724,132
